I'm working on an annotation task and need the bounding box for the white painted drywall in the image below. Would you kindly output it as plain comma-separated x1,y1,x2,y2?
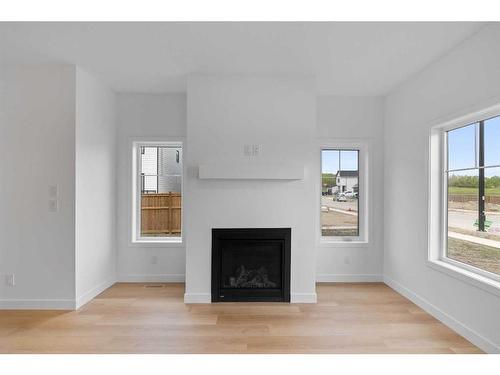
0,23,483,95
316,96,385,281
384,24,500,352
113,92,385,285
75,67,117,308
0,65,76,308
116,93,186,282
185,75,317,303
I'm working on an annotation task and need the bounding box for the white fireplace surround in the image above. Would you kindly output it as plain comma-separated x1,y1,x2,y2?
184,75,318,303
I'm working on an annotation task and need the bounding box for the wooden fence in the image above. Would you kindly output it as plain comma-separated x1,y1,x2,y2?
448,194,500,204
141,193,181,235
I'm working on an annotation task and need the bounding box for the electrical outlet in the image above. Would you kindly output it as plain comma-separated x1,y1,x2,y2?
344,256,351,265
151,255,158,265
5,274,15,287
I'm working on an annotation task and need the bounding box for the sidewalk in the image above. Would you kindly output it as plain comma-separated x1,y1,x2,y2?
449,208,500,216
448,231,500,249
321,206,358,216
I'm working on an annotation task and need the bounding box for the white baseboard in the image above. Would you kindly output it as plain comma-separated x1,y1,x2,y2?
383,275,500,354
316,274,383,282
76,278,115,309
117,274,185,283
291,292,317,303
0,298,75,310
184,293,211,303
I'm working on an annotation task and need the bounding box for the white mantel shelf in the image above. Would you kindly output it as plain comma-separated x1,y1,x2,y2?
198,162,304,180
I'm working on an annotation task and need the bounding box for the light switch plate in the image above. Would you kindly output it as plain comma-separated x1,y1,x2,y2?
49,185,59,199
252,144,260,156
244,144,261,157
5,274,15,287
243,144,252,157
49,199,58,212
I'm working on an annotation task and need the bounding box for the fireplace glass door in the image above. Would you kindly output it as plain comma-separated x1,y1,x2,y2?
220,240,282,290
212,228,291,302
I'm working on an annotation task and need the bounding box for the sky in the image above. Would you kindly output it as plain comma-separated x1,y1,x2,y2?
321,116,499,176
448,116,500,177
322,149,358,174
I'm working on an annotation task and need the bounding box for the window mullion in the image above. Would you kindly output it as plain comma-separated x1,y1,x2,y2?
478,121,485,232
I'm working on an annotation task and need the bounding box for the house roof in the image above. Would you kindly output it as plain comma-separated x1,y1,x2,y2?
336,170,358,178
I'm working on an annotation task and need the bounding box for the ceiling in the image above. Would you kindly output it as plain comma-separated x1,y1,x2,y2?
0,22,486,95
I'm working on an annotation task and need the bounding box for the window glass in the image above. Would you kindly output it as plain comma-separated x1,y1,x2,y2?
447,170,480,265
484,116,500,167
340,150,358,170
138,145,182,239
446,122,500,276
447,123,477,171
484,167,500,270
321,149,359,237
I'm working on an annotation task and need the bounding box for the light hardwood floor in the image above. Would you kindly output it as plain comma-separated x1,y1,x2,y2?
0,283,482,354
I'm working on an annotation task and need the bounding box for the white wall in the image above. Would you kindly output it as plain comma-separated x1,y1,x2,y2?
75,67,117,308
384,24,500,353
116,93,186,282
113,92,385,286
0,65,76,308
316,96,385,281
185,75,317,303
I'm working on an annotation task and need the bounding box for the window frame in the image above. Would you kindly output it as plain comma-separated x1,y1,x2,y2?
428,101,500,296
442,121,500,283
131,139,184,245
317,139,370,247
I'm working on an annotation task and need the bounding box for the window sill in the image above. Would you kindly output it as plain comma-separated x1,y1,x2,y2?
318,238,370,248
427,258,500,297
130,238,184,248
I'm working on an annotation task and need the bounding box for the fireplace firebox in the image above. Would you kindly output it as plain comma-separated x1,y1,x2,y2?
211,228,291,302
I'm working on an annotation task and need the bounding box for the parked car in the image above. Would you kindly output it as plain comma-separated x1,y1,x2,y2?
336,194,347,202
344,190,356,198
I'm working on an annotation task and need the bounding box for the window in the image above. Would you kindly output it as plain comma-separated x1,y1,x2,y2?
132,141,183,243
445,117,500,277
321,147,365,241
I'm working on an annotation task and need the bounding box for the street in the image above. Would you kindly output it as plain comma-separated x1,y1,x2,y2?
448,209,500,234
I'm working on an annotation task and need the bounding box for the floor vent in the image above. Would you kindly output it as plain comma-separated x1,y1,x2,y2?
144,284,165,289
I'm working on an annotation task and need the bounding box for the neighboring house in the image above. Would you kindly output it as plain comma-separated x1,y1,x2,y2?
336,170,358,193
158,147,182,193
141,146,183,193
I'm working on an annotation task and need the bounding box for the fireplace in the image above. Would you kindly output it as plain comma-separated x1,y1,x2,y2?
211,228,291,302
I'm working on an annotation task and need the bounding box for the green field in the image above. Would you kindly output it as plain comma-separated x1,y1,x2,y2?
448,186,500,196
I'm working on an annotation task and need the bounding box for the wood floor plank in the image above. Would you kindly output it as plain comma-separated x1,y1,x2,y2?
0,282,483,354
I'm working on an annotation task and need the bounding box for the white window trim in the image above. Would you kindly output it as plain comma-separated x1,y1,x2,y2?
317,139,371,247
130,138,185,246
428,101,500,297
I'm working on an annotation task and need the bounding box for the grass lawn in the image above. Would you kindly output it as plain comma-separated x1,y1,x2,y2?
321,210,358,227
448,186,500,196
447,237,500,275
322,228,358,236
